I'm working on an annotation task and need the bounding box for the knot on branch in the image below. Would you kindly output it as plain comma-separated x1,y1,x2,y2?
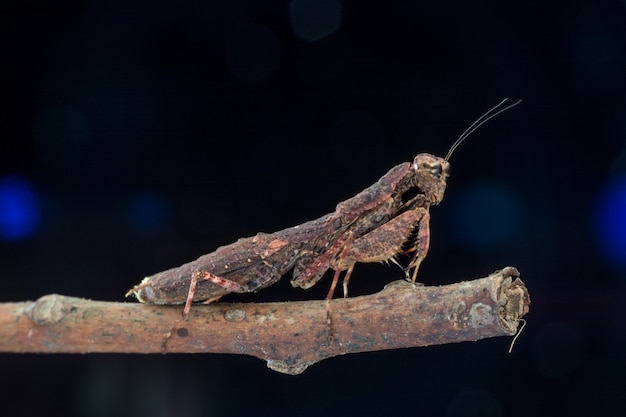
25,294,75,325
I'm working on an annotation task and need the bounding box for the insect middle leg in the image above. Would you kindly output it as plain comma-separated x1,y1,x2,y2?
327,233,356,308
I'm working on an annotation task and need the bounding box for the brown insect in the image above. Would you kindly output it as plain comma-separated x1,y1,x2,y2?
126,98,520,318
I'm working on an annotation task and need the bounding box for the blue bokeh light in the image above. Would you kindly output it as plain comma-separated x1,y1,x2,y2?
0,175,41,241
126,192,169,233
594,176,626,269
452,180,524,252
289,0,342,42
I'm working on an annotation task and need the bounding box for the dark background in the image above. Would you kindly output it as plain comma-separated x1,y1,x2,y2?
2,0,626,416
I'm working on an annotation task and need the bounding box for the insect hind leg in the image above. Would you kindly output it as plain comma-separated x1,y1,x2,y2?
183,270,247,317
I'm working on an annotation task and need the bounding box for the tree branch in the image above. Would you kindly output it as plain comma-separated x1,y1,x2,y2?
0,266,528,375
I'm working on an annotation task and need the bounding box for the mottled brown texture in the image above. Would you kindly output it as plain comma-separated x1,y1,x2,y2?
127,99,522,319
0,267,528,374
126,153,450,308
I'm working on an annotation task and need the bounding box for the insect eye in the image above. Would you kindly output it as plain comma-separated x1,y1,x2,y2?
429,164,442,176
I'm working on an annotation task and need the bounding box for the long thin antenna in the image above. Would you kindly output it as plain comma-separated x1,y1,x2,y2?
444,98,522,161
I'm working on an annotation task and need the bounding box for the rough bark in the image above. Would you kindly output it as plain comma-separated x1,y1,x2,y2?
0,266,529,375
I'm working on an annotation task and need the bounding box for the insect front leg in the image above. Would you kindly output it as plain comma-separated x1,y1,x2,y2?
407,209,431,283
337,206,431,290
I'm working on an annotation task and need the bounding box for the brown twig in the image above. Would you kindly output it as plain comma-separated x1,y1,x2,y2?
0,266,529,375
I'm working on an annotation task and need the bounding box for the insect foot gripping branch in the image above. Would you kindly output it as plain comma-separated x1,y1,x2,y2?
126,98,522,320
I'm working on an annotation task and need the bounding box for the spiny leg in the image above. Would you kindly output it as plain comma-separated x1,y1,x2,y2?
341,207,429,283
408,210,431,283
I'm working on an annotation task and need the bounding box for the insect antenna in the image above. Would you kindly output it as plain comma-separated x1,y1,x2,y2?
444,97,522,161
